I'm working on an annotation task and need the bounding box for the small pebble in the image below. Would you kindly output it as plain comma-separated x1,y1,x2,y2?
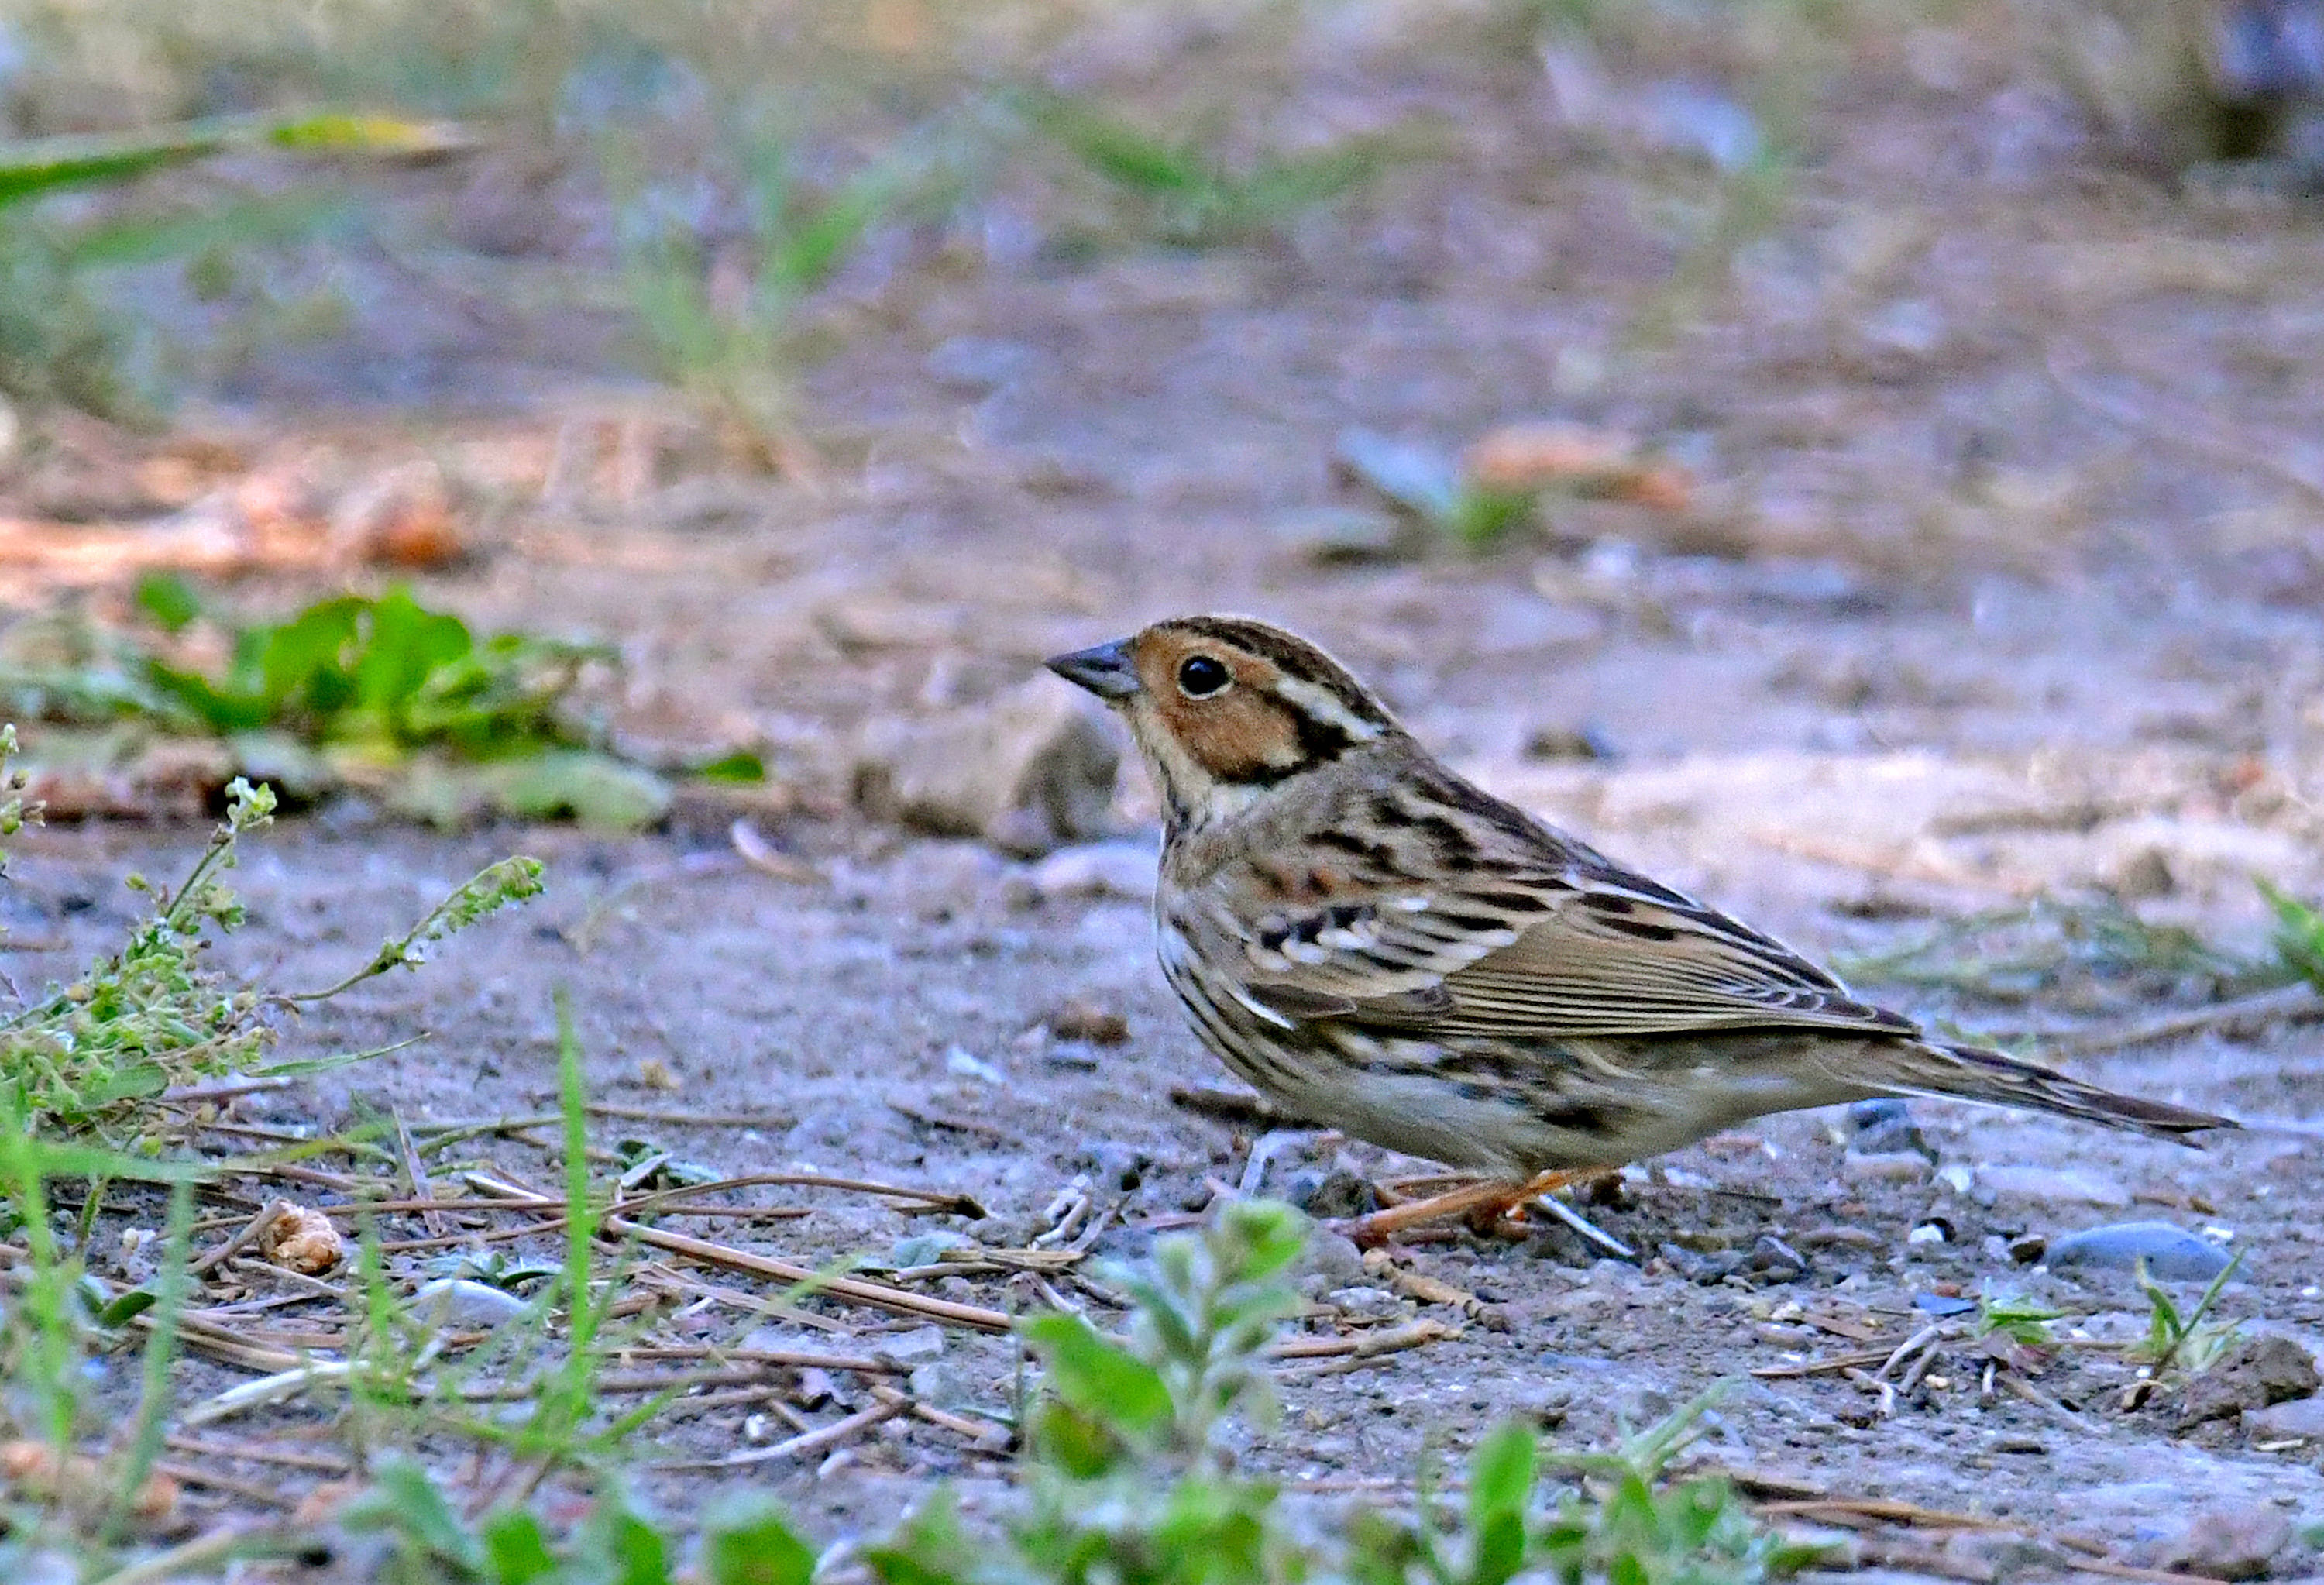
1048,997,1130,1044
408,1278,530,1329
2045,1221,2234,1281
1748,1234,1809,1281
875,1325,947,1364
1325,1285,1404,1317
1843,1151,1929,1184
891,1230,976,1269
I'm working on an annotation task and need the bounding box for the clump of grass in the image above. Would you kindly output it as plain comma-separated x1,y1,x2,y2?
1015,88,1402,250
354,1199,1821,1585
608,111,937,470
0,731,542,1133
125,577,614,759
2131,1250,2245,1377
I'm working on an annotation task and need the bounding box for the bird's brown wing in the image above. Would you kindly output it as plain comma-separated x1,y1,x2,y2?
1193,832,1914,1042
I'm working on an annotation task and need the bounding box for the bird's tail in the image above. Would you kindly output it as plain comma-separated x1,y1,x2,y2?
1870,1039,2234,1140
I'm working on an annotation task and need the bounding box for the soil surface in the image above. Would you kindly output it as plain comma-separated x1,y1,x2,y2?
7,1,2324,1573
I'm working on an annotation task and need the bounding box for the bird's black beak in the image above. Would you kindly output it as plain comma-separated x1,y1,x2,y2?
1045,638,1142,701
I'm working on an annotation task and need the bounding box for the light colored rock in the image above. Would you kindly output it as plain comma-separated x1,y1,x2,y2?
1980,1164,2133,1210
410,1277,530,1329
854,677,1119,856
1325,1285,1404,1317
1030,841,1158,901
873,1325,947,1364
2244,1396,2324,1439
1843,1150,1930,1184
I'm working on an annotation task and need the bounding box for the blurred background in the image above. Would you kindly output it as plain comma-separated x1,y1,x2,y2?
0,0,2319,892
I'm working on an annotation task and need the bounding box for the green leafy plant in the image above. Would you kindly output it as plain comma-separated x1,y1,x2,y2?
2258,879,2324,992
1974,1292,2066,1350
129,579,614,757
0,583,687,828
2130,1249,2245,1376
1017,89,1398,249
346,1465,811,1585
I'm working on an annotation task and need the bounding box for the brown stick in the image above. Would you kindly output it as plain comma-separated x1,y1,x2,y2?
464,1178,1013,1332
658,1397,906,1470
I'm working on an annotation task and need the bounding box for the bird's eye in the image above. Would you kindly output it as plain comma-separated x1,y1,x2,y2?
1177,655,1232,697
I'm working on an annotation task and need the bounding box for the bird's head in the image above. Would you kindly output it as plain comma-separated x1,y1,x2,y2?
1046,615,1403,832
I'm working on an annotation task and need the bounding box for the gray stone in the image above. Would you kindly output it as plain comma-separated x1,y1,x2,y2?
874,1325,947,1364
2046,1221,2234,1281
890,1229,976,1269
1332,428,1460,520
1748,1234,1809,1281
1325,1285,1404,1317
854,677,1119,856
1297,1230,1369,1291
2156,1504,2294,1581
1848,1098,1935,1160
2243,1395,2324,1439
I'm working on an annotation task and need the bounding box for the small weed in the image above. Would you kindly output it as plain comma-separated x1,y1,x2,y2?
1974,1292,2066,1351
1016,88,1401,250
2130,1249,2245,1377
0,734,541,1132
609,113,938,468
2258,880,2324,992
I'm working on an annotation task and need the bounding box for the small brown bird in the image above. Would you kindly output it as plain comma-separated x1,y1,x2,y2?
1048,615,2234,1237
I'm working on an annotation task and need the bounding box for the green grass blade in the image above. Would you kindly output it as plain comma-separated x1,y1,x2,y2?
0,112,467,210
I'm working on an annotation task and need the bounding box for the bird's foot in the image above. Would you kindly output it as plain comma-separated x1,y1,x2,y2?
1336,1168,1594,1247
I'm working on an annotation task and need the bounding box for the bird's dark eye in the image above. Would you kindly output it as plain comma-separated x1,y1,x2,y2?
1177,655,1232,697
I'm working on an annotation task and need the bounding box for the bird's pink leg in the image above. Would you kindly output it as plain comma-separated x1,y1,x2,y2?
1339,1168,1595,1246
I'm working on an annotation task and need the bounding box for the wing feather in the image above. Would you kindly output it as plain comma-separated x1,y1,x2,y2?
1195,844,1914,1041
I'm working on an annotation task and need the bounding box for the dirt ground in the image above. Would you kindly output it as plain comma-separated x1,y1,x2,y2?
8,0,2324,1573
